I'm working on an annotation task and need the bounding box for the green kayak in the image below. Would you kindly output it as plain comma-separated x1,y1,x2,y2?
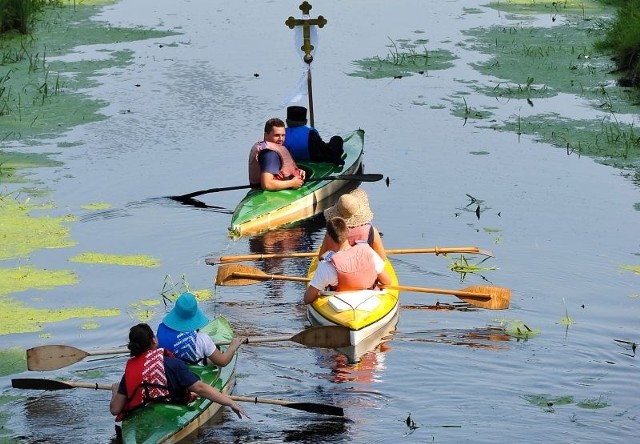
119,316,236,444
228,129,365,237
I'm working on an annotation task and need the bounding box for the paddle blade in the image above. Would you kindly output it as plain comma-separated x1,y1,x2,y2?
215,264,267,286
27,345,89,371
460,286,511,310
290,326,352,349
12,378,75,391
230,395,344,416
280,402,344,416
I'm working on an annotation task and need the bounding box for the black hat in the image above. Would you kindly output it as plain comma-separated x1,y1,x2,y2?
286,106,307,126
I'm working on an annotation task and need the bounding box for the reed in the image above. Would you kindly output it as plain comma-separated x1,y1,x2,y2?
0,0,58,35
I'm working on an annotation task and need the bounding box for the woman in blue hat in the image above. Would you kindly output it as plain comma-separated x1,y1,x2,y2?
156,292,244,367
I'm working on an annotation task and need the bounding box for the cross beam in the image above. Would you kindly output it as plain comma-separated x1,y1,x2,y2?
285,1,327,64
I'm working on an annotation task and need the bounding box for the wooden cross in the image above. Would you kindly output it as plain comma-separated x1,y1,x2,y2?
285,1,327,64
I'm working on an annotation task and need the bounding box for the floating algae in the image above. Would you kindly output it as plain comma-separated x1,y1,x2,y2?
69,253,160,268
0,293,119,335
0,266,77,296
0,347,26,376
620,264,640,274
0,196,77,260
80,202,112,210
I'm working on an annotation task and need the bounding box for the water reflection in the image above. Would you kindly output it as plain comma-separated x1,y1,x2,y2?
248,220,325,299
405,325,511,350
315,312,399,385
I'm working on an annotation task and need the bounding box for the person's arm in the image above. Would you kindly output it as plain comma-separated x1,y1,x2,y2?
303,262,336,304
109,379,126,416
207,337,244,367
188,380,249,419
372,250,392,286
258,151,304,191
371,227,387,261
303,285,322,305
260,172,304,191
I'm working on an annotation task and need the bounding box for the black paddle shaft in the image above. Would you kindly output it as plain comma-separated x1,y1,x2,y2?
170,173,384,201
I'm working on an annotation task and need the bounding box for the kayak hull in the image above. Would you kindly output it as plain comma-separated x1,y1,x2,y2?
229,130,365,237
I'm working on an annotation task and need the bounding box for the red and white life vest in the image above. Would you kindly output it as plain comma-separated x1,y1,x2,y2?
248,141,302,186
116,348,177,421
328,243,378,291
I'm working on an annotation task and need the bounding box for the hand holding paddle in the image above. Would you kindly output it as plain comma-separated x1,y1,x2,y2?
26,325,352,371
215,264,510,310
206,246,493,265
170,173,384,202
11,378,344,416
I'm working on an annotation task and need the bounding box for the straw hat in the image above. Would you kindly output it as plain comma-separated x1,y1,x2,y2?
162,292,209,332
323,188,373,228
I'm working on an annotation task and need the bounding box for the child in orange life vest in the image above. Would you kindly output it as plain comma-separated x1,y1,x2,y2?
304,217,392,305
248,117,306,191
318,188,387,261
156,292,244,367
109,323,248,421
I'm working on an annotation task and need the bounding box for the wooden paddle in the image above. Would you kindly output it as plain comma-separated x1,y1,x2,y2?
170,173,384,201
215,264,511,310
206,246,493,265
26,325,352,371
11,379,344,416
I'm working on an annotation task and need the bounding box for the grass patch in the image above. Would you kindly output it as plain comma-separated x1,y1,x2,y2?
0,1,179,143
349,37,457,79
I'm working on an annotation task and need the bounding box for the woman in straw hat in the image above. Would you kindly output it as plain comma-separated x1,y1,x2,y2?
157,292,245,367
318,188,386,260
304,217,391,305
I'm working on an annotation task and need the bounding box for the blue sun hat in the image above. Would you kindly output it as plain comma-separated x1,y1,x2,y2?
163,292,209,332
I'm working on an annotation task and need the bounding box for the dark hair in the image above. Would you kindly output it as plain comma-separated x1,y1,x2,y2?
127,323,155,357
326,217,349,244
264,118,285,134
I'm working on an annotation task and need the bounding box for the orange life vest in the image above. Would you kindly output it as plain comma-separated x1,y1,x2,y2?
248,141,302,186
328,243,378,291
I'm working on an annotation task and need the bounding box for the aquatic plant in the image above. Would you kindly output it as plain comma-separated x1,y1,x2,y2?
449,254,497,281
349,37,456,79
557,297,575,326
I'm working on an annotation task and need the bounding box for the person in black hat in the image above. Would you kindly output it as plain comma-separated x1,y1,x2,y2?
284,106,344,165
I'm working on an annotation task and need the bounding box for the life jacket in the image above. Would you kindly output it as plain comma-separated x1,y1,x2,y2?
348,224,374,247
156,323,205,365
248,141,302,186
284,126,312,161
327,243,378,291
116,348,189,421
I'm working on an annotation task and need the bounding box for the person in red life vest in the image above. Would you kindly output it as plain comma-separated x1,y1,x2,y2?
318,188,387,261
304,217,392,305
284,106,344,165
248,117,306,191
156,292,244,367
109,323,248,421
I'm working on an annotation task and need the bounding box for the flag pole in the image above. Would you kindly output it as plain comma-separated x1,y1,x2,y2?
285,1,326,128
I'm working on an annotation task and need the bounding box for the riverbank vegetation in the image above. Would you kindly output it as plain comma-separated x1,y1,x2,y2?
0,0,57,34
595,0,640,87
